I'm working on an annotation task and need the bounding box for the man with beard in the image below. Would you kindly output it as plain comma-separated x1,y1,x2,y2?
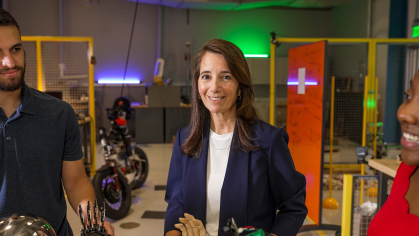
0,8,114,236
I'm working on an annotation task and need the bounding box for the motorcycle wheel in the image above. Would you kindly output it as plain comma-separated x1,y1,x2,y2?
92,168,132,220
131,147,149,190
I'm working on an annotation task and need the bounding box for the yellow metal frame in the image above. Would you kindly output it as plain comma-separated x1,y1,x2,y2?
329,76,335,197
22,36,97,175
362,76,368,175
342,174,353,236
269,37,419,159
323,164,362,169
373,77,379,157
268,37,419,236
270,43,276,124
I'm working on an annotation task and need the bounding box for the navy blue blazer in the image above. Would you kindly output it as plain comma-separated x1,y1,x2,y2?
164,119,307,236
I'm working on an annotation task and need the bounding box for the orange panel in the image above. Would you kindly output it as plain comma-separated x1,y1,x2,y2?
287,41,326,225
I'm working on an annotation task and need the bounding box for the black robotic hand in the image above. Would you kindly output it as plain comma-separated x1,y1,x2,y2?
79,199,111,236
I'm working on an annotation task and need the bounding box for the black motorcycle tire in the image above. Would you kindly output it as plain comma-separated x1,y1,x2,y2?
92,168,132,220
131,147,149,190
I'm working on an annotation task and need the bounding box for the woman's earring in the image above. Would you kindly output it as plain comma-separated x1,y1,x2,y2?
237,95,241,100
198,94,202,99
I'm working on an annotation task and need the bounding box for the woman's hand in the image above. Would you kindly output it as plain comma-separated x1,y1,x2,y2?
174,213,206,236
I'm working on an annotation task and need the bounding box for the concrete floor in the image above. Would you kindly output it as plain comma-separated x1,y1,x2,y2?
65,143,401,236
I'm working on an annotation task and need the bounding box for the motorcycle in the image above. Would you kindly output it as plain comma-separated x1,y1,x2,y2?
92,97,149,220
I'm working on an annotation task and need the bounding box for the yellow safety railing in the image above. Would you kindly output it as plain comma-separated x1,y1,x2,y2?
341,174,353,236
270,42,276,125
268,37,419,236
269,38,419,169
22,36,97,175
373,77,379,158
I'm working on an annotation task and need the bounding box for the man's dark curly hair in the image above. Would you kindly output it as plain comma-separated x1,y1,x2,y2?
0,8,20,33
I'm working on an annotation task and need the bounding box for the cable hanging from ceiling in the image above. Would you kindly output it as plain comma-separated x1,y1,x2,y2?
121,0,140,97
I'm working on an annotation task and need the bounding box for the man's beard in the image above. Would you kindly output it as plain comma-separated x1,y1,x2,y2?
0,66,25,92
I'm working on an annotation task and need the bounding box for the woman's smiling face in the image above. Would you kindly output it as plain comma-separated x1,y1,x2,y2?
198,52,240,118
398,71,419,166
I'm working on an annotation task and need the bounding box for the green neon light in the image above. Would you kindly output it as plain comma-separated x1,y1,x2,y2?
413,25,419,38
225,30,270,55
363,100,376,108
244,54,269,58
368,100,376,108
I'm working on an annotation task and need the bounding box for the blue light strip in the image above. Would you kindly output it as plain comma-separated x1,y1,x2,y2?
98,78,140,84
287,82,318,85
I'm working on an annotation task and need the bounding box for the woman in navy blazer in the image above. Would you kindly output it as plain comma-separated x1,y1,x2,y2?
164,39,307,236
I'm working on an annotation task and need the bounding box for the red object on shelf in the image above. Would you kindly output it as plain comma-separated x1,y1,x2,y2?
115,117,126,126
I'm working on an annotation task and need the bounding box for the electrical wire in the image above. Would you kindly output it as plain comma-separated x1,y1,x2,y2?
120,0,140,97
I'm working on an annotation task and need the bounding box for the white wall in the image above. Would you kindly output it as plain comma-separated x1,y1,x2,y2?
9,0,60,36
332,0,369,38
8,0,384,129
161,6,334,85
407,0,417,39
63,0,158,85
8,0,157,130
8,0,158,91
62,0,157,130
8,1,335,88
327,0,390,124
6,0,394,132
160,6,335,123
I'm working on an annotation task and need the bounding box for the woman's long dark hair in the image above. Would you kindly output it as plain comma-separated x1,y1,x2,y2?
181,39,259,158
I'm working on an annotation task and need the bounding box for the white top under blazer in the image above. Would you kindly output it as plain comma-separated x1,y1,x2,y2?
206,130,233,236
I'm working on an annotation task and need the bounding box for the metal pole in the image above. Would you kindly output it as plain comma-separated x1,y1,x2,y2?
341,174,354,236
36,40,44,92
269,42,276,125
360,75,369,205
88,38,97,176
362,76,369,159
329,76,335,198
373,77,378,157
